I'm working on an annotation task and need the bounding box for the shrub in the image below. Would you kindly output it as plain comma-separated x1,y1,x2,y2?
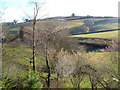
1,75,16,90
23,71,43,89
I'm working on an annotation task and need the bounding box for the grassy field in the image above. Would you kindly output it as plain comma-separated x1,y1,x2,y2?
92,23,118,31
71,30,118,40
65,18,107,28
65,20,84,28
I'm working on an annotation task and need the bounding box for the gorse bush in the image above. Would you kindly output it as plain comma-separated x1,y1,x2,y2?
1,72,43,89
1,76,16,90
23,71,43,89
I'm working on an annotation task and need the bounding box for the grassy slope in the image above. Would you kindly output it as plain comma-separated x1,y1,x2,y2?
67,18,118,37
65,18,107,28
92,23,118,31
71,30,118,40
65,20,84,28
5,18,118,38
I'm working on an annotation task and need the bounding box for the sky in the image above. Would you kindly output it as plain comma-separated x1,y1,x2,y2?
0,0,119,22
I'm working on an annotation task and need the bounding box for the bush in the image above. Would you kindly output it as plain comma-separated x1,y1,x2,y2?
23,71,43,89
1,75,16,90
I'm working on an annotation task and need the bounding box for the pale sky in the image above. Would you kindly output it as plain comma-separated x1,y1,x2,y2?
0,0,119,22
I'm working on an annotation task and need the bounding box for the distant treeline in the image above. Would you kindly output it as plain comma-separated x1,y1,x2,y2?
45,16,116,21
65,16,116,21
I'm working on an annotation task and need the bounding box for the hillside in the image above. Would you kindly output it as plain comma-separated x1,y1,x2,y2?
1,16,119,89
1,16,118,52
1,16,118,51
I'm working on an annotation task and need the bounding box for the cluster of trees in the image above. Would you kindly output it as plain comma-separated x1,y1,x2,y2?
2,43,119,89
57,50,119,89
1,1,78,89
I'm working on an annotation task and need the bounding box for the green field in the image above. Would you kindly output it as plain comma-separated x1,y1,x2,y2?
66,18,107,28
92,23,118,31
71,30,118,40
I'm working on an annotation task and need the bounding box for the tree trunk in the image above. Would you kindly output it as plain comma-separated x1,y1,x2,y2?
32,21,36,71
19,26,24,42
45,46,51,88
89,74,95,90
56,58,59,88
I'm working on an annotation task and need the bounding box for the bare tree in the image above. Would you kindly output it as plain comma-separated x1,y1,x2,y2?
69,52,87,89
85,52,119,89
0,0,6,22
35,20,67,88
31,2,40,71
23,19,74,88
23,1,78,88
23,1,43,71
